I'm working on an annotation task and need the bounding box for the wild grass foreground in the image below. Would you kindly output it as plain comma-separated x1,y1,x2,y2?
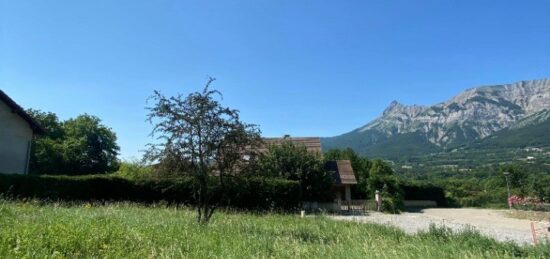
0,201,548,258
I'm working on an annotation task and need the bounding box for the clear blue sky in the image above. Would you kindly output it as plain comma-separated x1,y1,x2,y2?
2,1,550,159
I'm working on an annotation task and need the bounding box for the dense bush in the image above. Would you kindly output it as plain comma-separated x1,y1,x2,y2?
508,195,550,212
0,174,301,211
400,182,449,207
368,159,404,213
223,177,302,210
255,140,333,202
115,161,154,180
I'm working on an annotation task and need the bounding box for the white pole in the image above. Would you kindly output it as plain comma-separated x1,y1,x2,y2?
375,190,381,212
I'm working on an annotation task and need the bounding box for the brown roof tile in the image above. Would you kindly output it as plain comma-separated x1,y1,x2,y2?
325,160,357,185
259,137,322,154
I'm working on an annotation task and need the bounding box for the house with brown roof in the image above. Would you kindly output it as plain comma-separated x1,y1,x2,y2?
262,136,357,203
260,137,323,154
0,90,44,174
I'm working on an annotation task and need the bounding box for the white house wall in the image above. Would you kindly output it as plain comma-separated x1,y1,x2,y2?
0,100,33,174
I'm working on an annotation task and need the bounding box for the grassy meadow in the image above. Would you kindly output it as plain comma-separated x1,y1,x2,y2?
0,200,549,258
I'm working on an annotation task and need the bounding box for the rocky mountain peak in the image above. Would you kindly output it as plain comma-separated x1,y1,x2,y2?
382,100,403,115
382,100,427,116
345,77,550,148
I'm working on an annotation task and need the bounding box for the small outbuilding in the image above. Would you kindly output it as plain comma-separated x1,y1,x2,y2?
0,90,44,174
324,160,357,203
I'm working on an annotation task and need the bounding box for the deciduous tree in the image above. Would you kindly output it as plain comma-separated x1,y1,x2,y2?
145,78,261,224
28,110,120,174
257,139,333,201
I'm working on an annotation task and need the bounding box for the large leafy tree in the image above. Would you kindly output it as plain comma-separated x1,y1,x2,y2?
27,110,120,175
27,109,65,174
256,139,333,201
62,115,120,174
145,78,261,225
367,159,398,194
368,159,403,213
500,165,528,190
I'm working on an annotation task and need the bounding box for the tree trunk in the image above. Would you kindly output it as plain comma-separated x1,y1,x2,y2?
197,168,213,225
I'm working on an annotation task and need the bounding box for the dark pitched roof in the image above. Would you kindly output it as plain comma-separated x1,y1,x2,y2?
0,90,45,134
325,160,357,185
259,137,322,154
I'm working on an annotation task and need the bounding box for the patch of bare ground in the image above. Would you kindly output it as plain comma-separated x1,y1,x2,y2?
332,208,550,245
505,209,550,222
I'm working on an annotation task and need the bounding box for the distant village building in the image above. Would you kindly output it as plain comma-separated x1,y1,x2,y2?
524,147,543,152
0,90,44,174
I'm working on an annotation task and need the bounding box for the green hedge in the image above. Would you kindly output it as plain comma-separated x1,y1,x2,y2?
400,183,449,207
0,174,301,211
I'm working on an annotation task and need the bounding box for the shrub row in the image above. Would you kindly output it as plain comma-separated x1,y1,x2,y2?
0,174,301,211
400,182,449,207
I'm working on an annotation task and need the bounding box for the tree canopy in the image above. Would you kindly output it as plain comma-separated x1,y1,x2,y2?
256,139,333,202
145,78,261,224
27,110,120,175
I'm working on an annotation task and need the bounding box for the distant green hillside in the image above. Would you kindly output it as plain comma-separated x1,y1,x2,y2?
471,110,550,149
322,110,550,172
390,116,550,176
322,130,441,160
321,116,550,161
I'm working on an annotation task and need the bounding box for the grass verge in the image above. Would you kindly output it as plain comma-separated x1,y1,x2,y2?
0,200,549,258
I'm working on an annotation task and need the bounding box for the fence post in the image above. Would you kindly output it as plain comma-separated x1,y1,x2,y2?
531,222,538,245
375,190,381,212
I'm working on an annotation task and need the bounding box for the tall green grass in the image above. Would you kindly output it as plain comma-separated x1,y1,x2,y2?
0,200,548,258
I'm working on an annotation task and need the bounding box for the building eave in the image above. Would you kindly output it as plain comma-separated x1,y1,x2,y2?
0,89,45,135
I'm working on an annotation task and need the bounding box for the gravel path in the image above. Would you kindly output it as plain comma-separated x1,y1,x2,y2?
332,208,547,245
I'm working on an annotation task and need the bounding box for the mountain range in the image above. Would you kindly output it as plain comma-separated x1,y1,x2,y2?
322,78,550,161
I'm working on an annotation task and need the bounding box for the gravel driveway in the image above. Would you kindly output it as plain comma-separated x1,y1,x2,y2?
332,208,548,245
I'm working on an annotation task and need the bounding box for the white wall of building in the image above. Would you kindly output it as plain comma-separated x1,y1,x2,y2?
0,100,33,174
